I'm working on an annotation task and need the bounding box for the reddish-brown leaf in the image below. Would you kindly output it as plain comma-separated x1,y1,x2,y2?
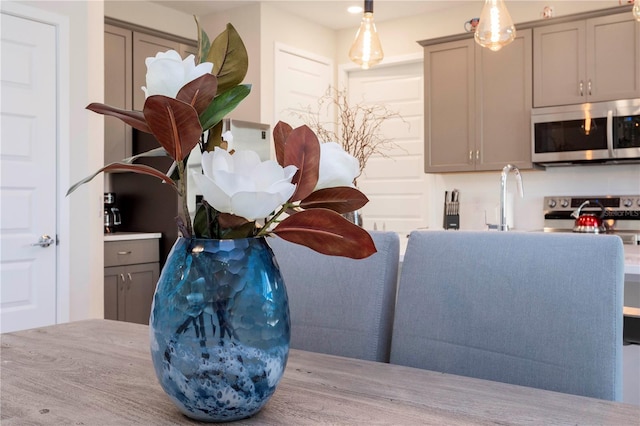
273,121,292,166
284,125,320,202
299,187,369,213
272,209,377,259
143,96,202,162
67,163,176,196
86,103,151,134
176,74,218,115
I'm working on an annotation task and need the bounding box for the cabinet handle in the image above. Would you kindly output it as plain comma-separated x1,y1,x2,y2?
127,272,133,281
588,80,592,96
119,273,125,291
476,150,480,160
469,150,473,162
579,80,584,96
117,251,132,255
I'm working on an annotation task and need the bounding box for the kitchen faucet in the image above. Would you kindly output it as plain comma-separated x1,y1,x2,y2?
499,164,524,231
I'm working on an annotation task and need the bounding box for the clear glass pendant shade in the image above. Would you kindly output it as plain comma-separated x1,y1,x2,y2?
633,0,640,22
474,0,516,52
349,12,384,69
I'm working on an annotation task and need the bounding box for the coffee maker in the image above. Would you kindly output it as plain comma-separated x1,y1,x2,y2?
104,192,122,233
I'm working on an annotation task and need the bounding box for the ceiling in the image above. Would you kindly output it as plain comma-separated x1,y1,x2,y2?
150,1,478,30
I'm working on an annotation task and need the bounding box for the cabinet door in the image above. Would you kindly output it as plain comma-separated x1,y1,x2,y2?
122,262,159,325
533,21,586,107
424,39,476,173
477,29,532,171
132,32,181,110
104,25,132,164
103,266,123,321
587,13,640,102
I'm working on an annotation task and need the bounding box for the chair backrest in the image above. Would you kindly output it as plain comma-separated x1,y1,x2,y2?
390,230,624,401
268,231,400,362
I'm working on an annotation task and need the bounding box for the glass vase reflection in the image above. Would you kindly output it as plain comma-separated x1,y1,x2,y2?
149,237,290,422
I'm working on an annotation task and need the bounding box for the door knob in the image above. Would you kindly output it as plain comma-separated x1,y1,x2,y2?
31,234,54,248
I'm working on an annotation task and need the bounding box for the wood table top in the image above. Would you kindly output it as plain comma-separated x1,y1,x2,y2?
1,319,638,425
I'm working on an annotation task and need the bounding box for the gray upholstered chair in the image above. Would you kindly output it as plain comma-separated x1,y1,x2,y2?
390,230,624,401
268,231,400,362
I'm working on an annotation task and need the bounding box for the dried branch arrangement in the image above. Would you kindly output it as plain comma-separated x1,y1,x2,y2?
294,87,406,186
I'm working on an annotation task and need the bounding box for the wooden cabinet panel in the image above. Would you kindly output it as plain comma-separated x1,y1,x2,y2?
104,25,132,164
424,39,475,173
534,12,640,107
424,30,532,173
477,29,532,170
104,238,159,325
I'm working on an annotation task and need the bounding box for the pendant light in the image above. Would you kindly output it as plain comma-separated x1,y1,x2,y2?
349,0,384,69
474,0,516,52
633,0,640,22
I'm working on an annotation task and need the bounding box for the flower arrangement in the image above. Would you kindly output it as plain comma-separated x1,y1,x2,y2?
68,20,376,260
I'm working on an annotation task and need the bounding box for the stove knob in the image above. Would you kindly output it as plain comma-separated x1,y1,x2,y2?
623,198,633,208
560,199,569,208
548,199,557,208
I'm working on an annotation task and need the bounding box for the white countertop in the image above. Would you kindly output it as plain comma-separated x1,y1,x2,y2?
103,232,161,242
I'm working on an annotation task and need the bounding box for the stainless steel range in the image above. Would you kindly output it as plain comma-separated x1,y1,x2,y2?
543,195,640,245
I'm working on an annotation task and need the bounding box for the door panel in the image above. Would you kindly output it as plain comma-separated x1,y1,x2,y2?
1,12,57,332
348,61,427,234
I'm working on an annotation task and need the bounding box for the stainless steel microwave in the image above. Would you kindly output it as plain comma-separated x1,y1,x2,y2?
531,99,640,166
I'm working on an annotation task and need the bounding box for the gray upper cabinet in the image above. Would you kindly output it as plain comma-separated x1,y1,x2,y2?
104,25,132,165
533,13,640,107
424,29,532,173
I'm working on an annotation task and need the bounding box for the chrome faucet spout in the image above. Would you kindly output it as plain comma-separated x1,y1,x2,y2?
500,164,524,231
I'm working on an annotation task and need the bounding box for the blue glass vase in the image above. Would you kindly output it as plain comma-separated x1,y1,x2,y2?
149,237,290,422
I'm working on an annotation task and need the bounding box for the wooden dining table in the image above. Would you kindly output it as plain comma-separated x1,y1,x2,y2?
1,319,638,425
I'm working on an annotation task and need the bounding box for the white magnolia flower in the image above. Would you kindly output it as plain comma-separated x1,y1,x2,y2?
314,142,360,190
193,148,298,221
142,50,214,98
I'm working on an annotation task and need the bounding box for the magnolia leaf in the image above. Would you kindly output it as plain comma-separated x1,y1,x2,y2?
194,15,211,65
143,95,202,162
272,209,377,259
299,187,369,213
207,23,249,94
86,103,151,134
199,84,251,131
284,125,320,202
204,121,224,152
273,121,292,166
122,147,168,163
67,163,176,196
176,73,218,115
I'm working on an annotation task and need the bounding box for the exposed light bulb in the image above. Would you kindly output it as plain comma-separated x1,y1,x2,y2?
634,0,640,21
474,0,516,52
349,0,383,69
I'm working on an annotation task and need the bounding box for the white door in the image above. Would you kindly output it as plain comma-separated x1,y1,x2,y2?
347,61,427,236
274,44,333,128
1,12,58,332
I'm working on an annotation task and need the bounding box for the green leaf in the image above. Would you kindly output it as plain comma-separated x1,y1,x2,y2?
272,209,377,259
143,95,202,161
199,84,251,131
67,163,177,196
299,187,369,213
194,15,211,65
207,23,249,94
86,103,151,134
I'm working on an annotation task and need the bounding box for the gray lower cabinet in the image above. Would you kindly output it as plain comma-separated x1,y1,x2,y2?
104,238,160,325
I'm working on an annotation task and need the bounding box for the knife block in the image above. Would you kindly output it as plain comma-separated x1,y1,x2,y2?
443,202,460,230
